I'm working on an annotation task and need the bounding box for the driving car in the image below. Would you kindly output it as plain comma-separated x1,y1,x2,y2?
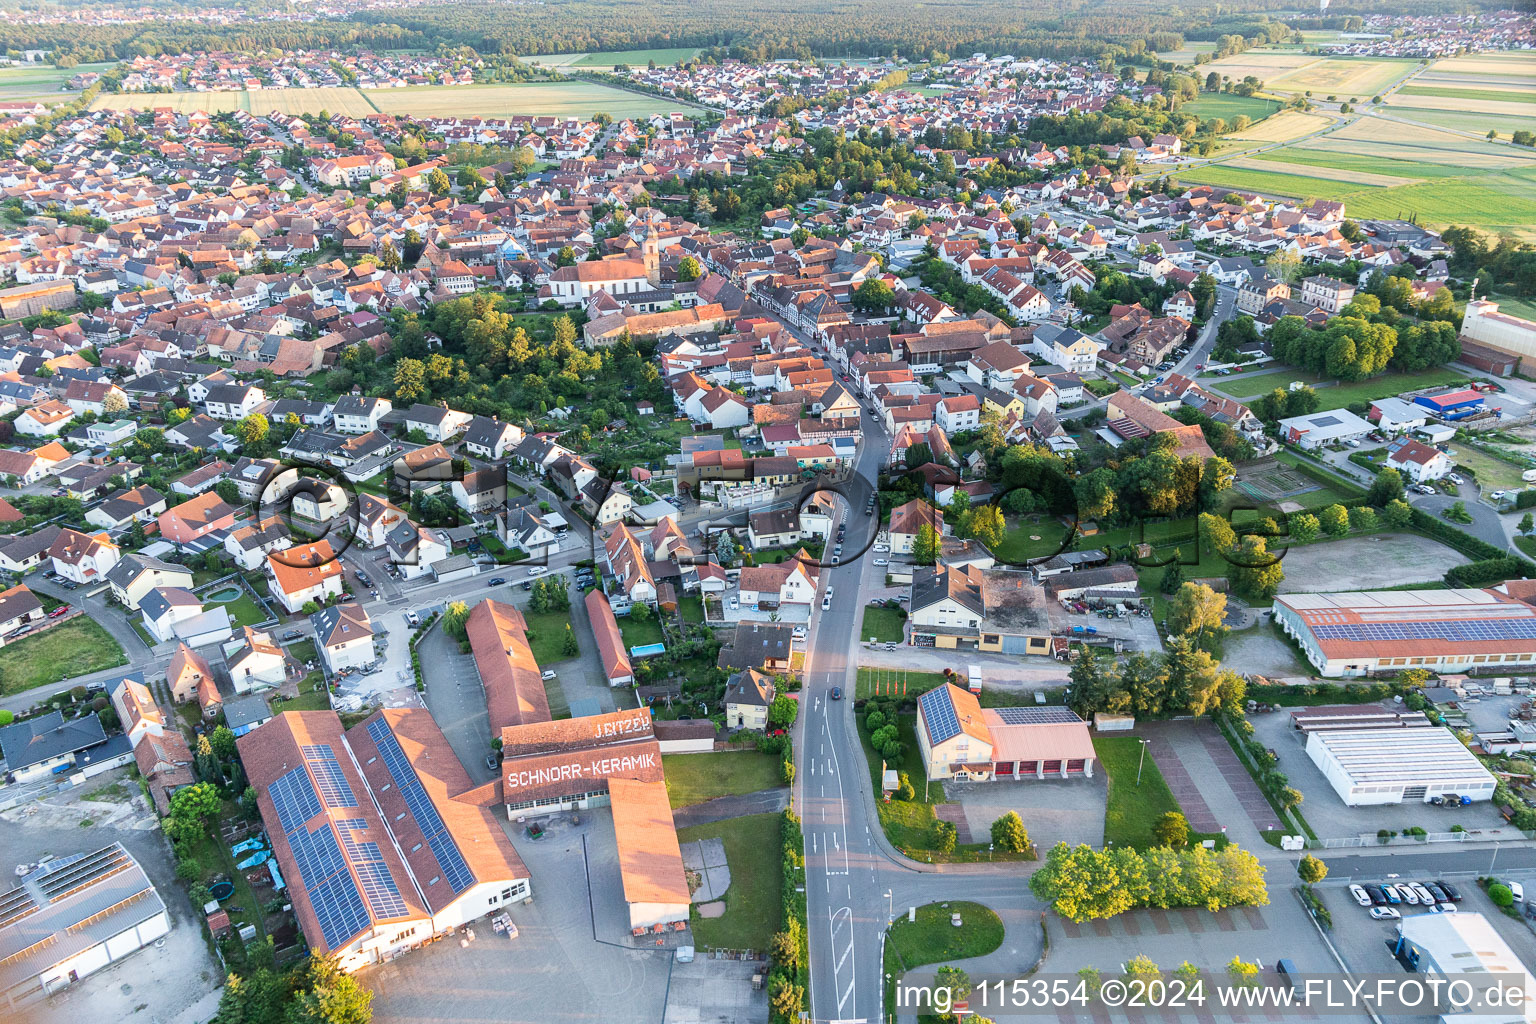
489,577,507,586
830,686,841,700
821,596,831,610
527,566,549,577
1349,884,1372,907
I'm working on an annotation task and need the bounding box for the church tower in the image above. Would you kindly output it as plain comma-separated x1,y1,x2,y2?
642,222,660,287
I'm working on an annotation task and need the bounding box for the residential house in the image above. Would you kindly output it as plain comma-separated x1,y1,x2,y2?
48,528,120,583
888,499,944,556
223,626,286,692
158,492,239,546
724,669,776,731
106,553,194,611
311,604,375,673
267,540,344,613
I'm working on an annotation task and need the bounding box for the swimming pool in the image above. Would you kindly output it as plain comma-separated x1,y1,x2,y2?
630,642,667,658
205,586,242,602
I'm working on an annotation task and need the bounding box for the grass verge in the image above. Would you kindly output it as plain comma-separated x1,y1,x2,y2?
662,751,782,807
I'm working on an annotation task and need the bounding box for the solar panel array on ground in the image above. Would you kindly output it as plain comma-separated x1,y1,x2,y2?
366,718,475,894
1313,620,1536,643
919,687,960,745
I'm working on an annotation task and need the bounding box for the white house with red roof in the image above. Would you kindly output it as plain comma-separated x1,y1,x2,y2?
1387,436,1451,483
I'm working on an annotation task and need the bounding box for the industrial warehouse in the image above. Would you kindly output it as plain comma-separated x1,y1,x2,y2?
1271,587,1536,678
916,682,1096,782
234,597,694,968
1294,708,1497,807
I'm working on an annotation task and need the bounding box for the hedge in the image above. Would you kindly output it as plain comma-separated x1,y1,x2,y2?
1447,557,1535,588
769,809,809,1024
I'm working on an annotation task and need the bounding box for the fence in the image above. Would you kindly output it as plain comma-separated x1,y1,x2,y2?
1313,828,1536,850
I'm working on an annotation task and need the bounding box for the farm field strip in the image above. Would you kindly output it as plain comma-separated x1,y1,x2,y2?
1264,57,1418,97
359,82,681,118
1382,106,1536,137
1422,53,1536,77
1221,154,1419,187
91,86,379,117
1251,147,1485,179
1386,92,1536,118
1219,109,1334,144
1398,84,1536,104
524,47,699,68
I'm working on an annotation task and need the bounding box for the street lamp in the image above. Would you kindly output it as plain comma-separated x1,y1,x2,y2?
1491,840,1501,874
1135,738,1150,786
884,889,893,922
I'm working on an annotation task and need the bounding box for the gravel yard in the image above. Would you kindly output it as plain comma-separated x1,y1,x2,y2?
1276,533,1467,592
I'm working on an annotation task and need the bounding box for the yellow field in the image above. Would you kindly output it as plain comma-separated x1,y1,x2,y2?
1205,52,1318,84
1422,53,1536,78
1386,92,1536,118
1223,110,1334,144
90,87,379,118
1265,57,1416,97
1222,155,1420,187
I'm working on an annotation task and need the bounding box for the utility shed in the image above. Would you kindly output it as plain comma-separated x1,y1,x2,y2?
608,777,690,932
0,844,170,1007
1305,727,1496,806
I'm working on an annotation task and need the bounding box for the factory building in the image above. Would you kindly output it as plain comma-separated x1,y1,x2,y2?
1305,726,1496,806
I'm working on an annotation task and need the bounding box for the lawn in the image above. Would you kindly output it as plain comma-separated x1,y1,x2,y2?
524,608,581,665
992,515,1076,563
662,751,782,807
1450,444,1531,492
859,604,906,644
857,668,951,700
883,901,1005,1016
1093,735,1182,850
274,670,330,712
1181,93,1281,122
1219,366,1468,408
679,595,705,623
0,61,114,103
0,618,127,695
677,813,782,951
618,612,665,650
206,591,271,628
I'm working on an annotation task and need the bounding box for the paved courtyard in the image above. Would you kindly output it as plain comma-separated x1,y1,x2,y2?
1276,534,1468,592
946,775,1107,852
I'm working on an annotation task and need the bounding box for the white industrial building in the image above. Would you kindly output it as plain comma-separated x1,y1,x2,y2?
1276,408,1373,450
0,844,170,1008
1305,727,1496,806
1395,912,1536,1024
1272,588,1536,678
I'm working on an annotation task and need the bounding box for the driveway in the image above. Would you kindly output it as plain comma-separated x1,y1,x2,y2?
1413,492,1513,551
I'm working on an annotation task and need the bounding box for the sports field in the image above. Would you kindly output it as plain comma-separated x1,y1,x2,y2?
0,61,115,103
524,48,700,70
368,81,679,118
91,86,380,117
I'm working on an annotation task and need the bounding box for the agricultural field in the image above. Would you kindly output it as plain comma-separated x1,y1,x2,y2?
1386,106,1536,138
1177,109,1536,238
1220,109,1333,144
1179,92,1279,123
1156,40,1218,64
0,61,114,103
1203,51,1318,85
523,47,700,70
1387,51,1536,119
1265,56,1418,98
368,81,679,119
91,86,379,118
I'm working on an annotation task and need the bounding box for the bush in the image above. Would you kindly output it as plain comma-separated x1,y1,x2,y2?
1490,883,1515,907
931,820,957,854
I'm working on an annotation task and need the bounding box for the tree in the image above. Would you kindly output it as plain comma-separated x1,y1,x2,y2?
1226,535,1284,600
1279,786,1303,809
103,390,128,416
427,168,450,195
1319,503,1350,537
554,245,576,268
561,624,579,657
1160,556,1184,595
394,357,427,403
209,725,237,762
934,966,972,1011
967,505,1005,550
768,979,804,1020
443,600,470,641
912,523,940,566
905,441,934,469
990,811,1030,853
1490,883,1515,907
237,413,269,449
286,953,373,1024
769,918,804,970
931,819,957,853
1153,811,1190,848
1198,512,1236,554
1522,513,1535,536
768,694,799,730
378,239,401,272
1297,854,1328,884
1266,249,1302,286
1289,512,1319,542
1227,956,1261,985
1167,582,1227,639
1382,499,1413,528
1349,504,1378,533
852,278,896,312
676,256,702,282
169,781,221,830
1365,467,1405,506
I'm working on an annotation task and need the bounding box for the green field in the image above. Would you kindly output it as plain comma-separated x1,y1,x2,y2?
1448,444,1531,492
662,751,782,807
368,81,682,119
859,604,906,643
1219,366,1469,410
525,48,700,69
677,813,782,950
524,608,581,665
1491,294,1536,321
1095,736,1182,849
1181,93,1281,122
0,61,114,103
1249,147,1490,181
1399,84,1536,105
1389,106,1536,137
0,618,127,695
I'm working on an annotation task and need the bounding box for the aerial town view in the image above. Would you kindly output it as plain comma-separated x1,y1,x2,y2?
2,0,1536,1022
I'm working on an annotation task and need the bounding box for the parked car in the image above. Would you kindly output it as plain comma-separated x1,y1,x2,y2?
486,754,499,771
355,571,372,587
281,629,303,641
1447,473,1465,486
1364,884,1387,905
1430,903,1459,914
540,669,557,681
792,626,806,640
1398,884,1419,905
873,558,889,566
1349,884,1372,907
1425,882,1450,903
405,611,420,627
1370,907,1401,920
1437,880,1463,902
1411,883,1437,905
873,544,890,553
527,566,549,577
48,605,69,618
1510,881,1524,903
821,596,831,610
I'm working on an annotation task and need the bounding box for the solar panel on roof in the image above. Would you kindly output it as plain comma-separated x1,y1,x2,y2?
281,801,370,950
992,706,1083,725
1314,620,1536,644
270,764,322,833
366,718,474,895
301,744,359,808
919,687,961,745
335,819,409,919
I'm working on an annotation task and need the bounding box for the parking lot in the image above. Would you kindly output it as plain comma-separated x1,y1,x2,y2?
1247,705,1510,839
0,783,222,1024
